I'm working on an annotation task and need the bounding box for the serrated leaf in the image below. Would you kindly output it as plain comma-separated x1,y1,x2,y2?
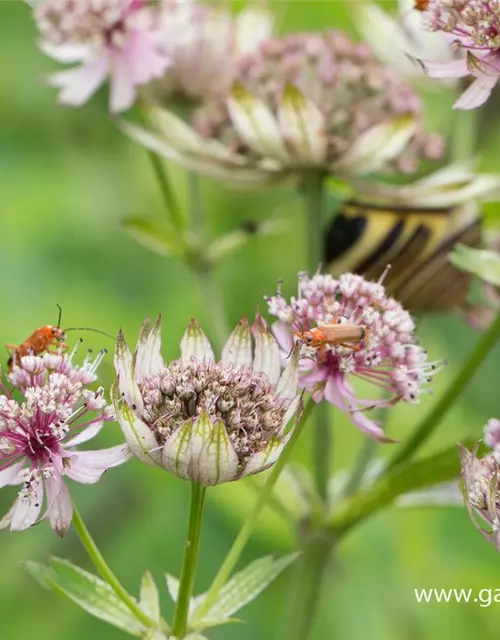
192,553,298,629
140,571,161,623
123,216,186,258
43,558,146,636
450,244,500,287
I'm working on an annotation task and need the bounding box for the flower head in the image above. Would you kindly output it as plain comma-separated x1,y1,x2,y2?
121,29,444,189
417,0,500,108
0,345,129,537
113,316,301,485
459,420,500,550
35,0,171,112
147,1,273,106
266,272,439,441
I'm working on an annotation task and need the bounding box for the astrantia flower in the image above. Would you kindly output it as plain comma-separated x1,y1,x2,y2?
459,420,500,550
147,1,273,106
121,29,444,189
34,0,171,112
113,316,301,485
418,0,500,109
0,347,129,536
266,272,439,441
350,0,458,85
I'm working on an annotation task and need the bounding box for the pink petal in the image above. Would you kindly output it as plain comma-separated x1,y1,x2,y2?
418,58,469,79
109,52,136,113
44,474,73,538
11,482,44,531
40,42,91,64
350,411,395,443
126,31,170,85
453,75,498,110
64,421,104,447
50,59,109,107
0,460,25,488
324,375,348,410
0,499,18,530
271,321,294,353
64,445,131,484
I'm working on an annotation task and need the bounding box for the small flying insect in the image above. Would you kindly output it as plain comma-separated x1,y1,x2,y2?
294,316,368,364
6,305,114,371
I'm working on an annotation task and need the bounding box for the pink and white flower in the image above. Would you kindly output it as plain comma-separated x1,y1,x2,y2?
266,272,441,441
417,0,500,109
34,0,171,112
0,347,130,536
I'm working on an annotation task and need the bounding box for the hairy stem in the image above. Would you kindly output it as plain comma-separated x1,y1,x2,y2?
72,506,155,629
387,312,500,471
302,171,331,500
172,483,207,638
193,399,315,623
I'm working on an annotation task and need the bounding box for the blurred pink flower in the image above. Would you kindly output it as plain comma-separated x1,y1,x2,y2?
266,272,440,442
418,0,500,109
34,0,171,112
0,348,130,537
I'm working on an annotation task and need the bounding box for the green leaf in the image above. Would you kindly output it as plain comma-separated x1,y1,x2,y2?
24,560,51,590
191,553,299,629
327,439,474,536
140,571,161,623
122,216,186,258
36,557,146,636
450,244,500,287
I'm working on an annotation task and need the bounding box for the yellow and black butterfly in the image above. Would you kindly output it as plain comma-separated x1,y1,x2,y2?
324,201,482,312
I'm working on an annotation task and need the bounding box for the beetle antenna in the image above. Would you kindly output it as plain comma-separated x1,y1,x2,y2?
65,327,115,340
56,304,63,329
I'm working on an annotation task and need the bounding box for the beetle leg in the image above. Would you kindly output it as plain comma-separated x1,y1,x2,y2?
5,343,18,353
317,344,327,364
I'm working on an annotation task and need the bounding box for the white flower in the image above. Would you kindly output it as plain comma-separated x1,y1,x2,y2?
113,316,301,486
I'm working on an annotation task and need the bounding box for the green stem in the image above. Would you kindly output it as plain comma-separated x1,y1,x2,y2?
147,150,184,230
172,483,207,638
343,438,378,497
279,531,334,640
302,171,331,501
448,97,480,163
72,506,155,630
387,313,500,471
193,399,315,623
187,172,229,353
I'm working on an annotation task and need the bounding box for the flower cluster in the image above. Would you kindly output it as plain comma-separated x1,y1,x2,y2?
460,419,500,549
113,316,301,485
34,0,171,112
418,0,500,108
122,29,444,189
266,272,440,441
0,346,129,536
149,1,273,105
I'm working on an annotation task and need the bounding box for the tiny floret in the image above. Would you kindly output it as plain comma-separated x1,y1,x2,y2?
113,316,301,485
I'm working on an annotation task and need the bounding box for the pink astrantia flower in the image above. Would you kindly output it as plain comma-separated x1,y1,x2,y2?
265,272,440,441
459,419,500,550
417,0,500,109
0,347,130,537
34,0,171,112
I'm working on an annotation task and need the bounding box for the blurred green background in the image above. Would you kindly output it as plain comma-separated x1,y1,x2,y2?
2,2,500,639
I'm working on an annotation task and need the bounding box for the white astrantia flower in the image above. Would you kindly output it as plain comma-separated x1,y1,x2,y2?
113,316,301,486
121,29,444,189
0,346,130,537
147,0,274,105
350,0,458,85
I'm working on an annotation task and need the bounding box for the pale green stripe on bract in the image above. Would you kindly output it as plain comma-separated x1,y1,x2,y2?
199,421,239,486
180,320,215,363
221,318,252,368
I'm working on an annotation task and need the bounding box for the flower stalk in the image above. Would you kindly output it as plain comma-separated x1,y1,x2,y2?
147,149,184,231
72,506,156,630
302,171,331,501
387,312,500,471
172,483,207,638
193,399,314,623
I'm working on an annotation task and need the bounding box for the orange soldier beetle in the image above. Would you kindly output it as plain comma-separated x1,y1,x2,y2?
294,316,369,365
413,0,429,10
6,305,114,371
